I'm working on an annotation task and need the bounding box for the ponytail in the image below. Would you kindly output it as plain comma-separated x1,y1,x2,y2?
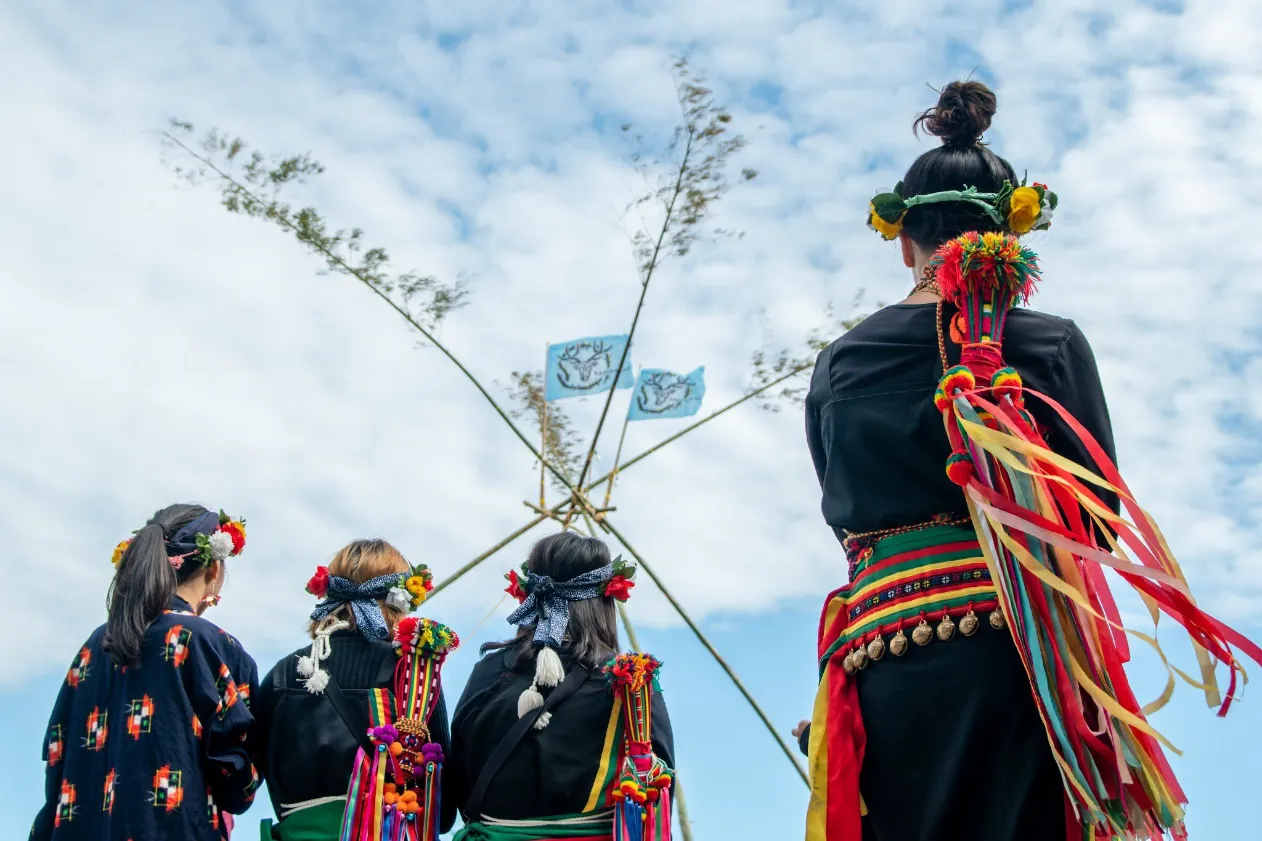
103,504,210,667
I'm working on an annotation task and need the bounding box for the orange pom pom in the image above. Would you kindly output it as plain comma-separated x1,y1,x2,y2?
384,793,398,806
401,790,418,804
389,742,404,757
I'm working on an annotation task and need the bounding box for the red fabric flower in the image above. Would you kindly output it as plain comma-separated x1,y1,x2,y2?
604,576,635,602
306,566,330,598
219,522,246,555
504,570,527,603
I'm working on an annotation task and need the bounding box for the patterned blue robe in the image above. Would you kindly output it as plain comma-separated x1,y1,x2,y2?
30,596,261,840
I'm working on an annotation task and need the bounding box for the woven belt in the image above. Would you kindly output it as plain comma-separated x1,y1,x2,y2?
819,521,1005,674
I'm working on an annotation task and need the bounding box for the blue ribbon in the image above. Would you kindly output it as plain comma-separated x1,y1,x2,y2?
309,573,400,641
506,564,613,648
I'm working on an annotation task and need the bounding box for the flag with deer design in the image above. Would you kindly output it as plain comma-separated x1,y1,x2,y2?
545,334,634,400
627,367,705,421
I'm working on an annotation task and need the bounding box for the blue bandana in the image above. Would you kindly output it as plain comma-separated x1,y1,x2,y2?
165,510,220,559
506,564,613,649
309,573,399,642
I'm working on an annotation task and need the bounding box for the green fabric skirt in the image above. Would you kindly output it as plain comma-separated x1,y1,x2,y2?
454,809,614,841
259,799,345,841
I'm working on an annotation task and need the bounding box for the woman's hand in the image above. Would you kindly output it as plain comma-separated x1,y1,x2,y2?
792,719,810,739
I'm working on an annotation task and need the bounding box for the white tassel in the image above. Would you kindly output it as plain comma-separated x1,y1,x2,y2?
300,617,349,694
533,711,553,730
535,646,564,688
304,668,329,694
517,683,544,717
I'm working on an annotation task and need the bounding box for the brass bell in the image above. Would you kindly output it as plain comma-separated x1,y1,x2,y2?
912,619,933,646
989,609,1007,630
936,614,956,641
842,650,856,674
867,636,886,662
852,645,869,670
959,610,979,637
890,628,909,656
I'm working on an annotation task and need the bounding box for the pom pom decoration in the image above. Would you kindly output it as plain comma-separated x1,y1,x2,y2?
340,613,456,841
207,531,235,562
944,452,975,487
604,653,674,841
303,668,329,694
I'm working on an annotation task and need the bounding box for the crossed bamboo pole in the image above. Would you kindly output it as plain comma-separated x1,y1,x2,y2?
170,132,813,831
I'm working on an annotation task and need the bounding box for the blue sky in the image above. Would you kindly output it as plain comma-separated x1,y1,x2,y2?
2,0,1261,837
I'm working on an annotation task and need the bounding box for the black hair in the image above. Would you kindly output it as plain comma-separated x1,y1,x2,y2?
482,531,620,670
103,503,215,667
901,81,1017,249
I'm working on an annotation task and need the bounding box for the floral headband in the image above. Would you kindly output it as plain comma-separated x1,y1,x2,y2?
110,510,247,570
306,561,434,615
504,554,637,604
866,178,1057,241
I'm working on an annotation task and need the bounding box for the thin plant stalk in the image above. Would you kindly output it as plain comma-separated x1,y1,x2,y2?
164,131,582,494
570,123,698,502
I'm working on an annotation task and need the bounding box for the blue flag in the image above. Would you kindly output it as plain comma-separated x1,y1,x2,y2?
627,367,706,421
544,335,634,401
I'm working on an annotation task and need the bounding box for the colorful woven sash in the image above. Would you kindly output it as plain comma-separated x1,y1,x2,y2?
818,522,1001,673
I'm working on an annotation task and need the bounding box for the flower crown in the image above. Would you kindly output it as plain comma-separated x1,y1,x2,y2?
866,178,1057,241
305,561,435,613
504,554,637,603
110,510,247,570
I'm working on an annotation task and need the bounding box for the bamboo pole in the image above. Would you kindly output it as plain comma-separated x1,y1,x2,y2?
427,514,549,599
598,515,809,786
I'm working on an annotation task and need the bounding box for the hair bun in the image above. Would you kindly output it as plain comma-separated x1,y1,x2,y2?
914,81,997,147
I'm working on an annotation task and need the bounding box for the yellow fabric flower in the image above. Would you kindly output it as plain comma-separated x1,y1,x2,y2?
868,203,904,240
405,575,425,595
111,539,131,568
1007,187,1041,234
411,592,426,608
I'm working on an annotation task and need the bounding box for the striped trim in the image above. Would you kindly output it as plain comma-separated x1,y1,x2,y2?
583,696,624,812
367,688,392,727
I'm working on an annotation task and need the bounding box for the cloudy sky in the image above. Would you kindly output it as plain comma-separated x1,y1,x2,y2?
2,0,1261,837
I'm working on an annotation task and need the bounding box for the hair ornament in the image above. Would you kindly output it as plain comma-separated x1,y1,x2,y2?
866,177,1057,240
109,509,246,570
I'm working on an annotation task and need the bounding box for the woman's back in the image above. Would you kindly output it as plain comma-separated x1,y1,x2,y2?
806,302,1117,539
33,599,259,841
444,647,674,827
255,631,448,815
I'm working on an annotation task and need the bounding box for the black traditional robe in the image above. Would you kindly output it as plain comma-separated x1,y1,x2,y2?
803,302,1117,841
444,647,675,830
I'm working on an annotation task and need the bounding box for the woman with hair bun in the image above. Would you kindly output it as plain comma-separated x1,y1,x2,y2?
31,503,257,841
801,81,1261,840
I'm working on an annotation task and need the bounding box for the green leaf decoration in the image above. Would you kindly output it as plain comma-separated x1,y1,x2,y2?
870,192,907,223
892,180,904,198
1048,191,1059,210
1033,184,1046,202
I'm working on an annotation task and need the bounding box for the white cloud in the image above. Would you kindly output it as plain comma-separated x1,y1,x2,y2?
1,0,1260,702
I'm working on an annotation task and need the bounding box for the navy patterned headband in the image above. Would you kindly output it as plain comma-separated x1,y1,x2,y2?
309,573,400,642
506,564,614,649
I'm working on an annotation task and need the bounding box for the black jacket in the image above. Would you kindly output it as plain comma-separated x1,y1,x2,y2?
444,647,674,829
254,630,452,832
